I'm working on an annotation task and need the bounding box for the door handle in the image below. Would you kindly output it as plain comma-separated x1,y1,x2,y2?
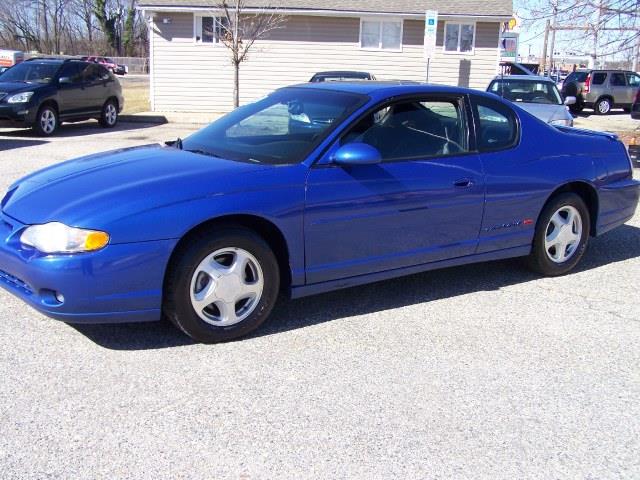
454,178,474,188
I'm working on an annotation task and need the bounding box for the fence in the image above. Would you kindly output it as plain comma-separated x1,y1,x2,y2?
24,53,149,74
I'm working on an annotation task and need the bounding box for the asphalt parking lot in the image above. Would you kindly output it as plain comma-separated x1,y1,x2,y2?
0,121,639,479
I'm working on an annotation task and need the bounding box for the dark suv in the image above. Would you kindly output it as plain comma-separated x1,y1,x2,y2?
0,58,124,135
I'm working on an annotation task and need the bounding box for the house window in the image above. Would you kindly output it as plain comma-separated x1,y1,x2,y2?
194,15,229,44
444,22,475,53
360,19,402,51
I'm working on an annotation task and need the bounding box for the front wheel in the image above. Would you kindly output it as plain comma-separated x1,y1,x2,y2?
163,227,280,343
527,193,590,276
33,105,58,136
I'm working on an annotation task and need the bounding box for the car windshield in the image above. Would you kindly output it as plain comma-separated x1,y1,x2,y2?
489,79,562,105
105,58,114,63
0,62,59,84
182,88,366,165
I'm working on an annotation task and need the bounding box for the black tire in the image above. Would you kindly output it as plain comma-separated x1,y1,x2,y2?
527,193,590,276
99,99,118,128
569,102,583,114
32,104,58,136
163,226,280,343
595,97,612,115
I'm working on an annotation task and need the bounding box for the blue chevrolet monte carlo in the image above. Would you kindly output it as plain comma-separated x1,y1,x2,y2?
1,83,639,342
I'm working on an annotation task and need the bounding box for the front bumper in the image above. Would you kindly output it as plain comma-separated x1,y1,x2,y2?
0,210,178,324
0,103,38,128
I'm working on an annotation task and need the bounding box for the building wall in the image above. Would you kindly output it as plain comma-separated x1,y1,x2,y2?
150,13,500,112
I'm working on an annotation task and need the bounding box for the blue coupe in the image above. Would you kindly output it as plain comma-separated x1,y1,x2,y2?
1,83,638,342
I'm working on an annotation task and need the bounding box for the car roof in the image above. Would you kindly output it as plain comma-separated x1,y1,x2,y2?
24,58,65,64
492,75,556,82
288,81,496,98
314,71,371,76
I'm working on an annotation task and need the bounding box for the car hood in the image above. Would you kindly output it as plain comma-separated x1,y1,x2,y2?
2,144,270,227
0,81,43,97
516,103,570,123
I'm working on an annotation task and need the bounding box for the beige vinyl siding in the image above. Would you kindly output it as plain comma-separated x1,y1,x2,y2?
150,14,500,112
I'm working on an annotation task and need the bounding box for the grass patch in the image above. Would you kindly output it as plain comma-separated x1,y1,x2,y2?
121,83,150,114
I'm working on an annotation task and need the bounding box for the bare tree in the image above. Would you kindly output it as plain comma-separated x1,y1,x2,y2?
216,0,285,108
519,0,639,70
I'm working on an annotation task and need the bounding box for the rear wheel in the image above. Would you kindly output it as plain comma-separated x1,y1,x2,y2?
527,193,590,276
163,227,280,343
33,105,58,136
595,97,612,115
99,99,118,128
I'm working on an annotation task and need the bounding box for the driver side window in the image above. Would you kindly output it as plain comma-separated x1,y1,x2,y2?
342,97,469,161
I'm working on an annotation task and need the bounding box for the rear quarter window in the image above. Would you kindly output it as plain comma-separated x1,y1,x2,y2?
592,72,607,85
472,96,519,152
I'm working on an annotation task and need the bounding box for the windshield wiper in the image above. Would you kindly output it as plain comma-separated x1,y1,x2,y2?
184,148,224,159
165,137,183,149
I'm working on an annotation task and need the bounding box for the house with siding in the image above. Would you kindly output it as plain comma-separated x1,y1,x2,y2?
138,0,513,112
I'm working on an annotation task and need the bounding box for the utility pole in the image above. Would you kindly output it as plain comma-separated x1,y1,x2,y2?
549,0,558,75
541,19,550,74
590,0,603,69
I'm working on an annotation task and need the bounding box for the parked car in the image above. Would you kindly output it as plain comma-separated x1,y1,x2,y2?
310,71,375,82
487,75,575,126
1,83,638,343
562,69,640,114
632,88,640,120
630,90,640,166
499,62,537,76
0,58,123,135
83,56,128,76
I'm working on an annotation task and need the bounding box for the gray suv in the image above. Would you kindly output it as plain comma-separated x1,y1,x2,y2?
561,69,640,114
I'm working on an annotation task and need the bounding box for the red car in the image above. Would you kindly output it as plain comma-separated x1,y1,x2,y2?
82,56,127,75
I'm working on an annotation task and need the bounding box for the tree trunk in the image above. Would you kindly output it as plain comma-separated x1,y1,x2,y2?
233,62,239,108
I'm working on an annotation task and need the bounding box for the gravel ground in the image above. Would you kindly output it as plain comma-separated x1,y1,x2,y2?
0,121,639,479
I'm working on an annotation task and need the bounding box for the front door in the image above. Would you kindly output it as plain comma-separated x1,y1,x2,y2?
304,95,485,284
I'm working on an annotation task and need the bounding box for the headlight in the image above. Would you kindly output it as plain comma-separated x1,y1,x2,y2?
550,118,573,127
20,222,110,254
6,92,34,104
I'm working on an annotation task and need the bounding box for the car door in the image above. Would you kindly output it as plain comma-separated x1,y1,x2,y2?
470,95,545,254
56,62,85,118
609,72,628,105
304,95,485,284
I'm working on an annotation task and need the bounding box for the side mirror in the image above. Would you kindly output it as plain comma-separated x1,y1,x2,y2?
58,76,72,84
332,143,382,166
564,96,576,106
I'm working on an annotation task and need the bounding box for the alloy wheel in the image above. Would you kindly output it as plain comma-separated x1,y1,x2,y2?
105,103,117,125
189,247,264,327
544,205,583,263
40,109,56,134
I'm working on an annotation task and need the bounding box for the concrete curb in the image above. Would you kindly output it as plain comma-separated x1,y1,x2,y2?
119,114,168,124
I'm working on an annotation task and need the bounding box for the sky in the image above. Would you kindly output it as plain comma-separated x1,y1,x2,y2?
513,0,638,63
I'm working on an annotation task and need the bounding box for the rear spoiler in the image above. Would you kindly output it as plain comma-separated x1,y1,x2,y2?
556,126,619,141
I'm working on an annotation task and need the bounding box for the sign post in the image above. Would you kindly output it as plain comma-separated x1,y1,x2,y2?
424,10,438,82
